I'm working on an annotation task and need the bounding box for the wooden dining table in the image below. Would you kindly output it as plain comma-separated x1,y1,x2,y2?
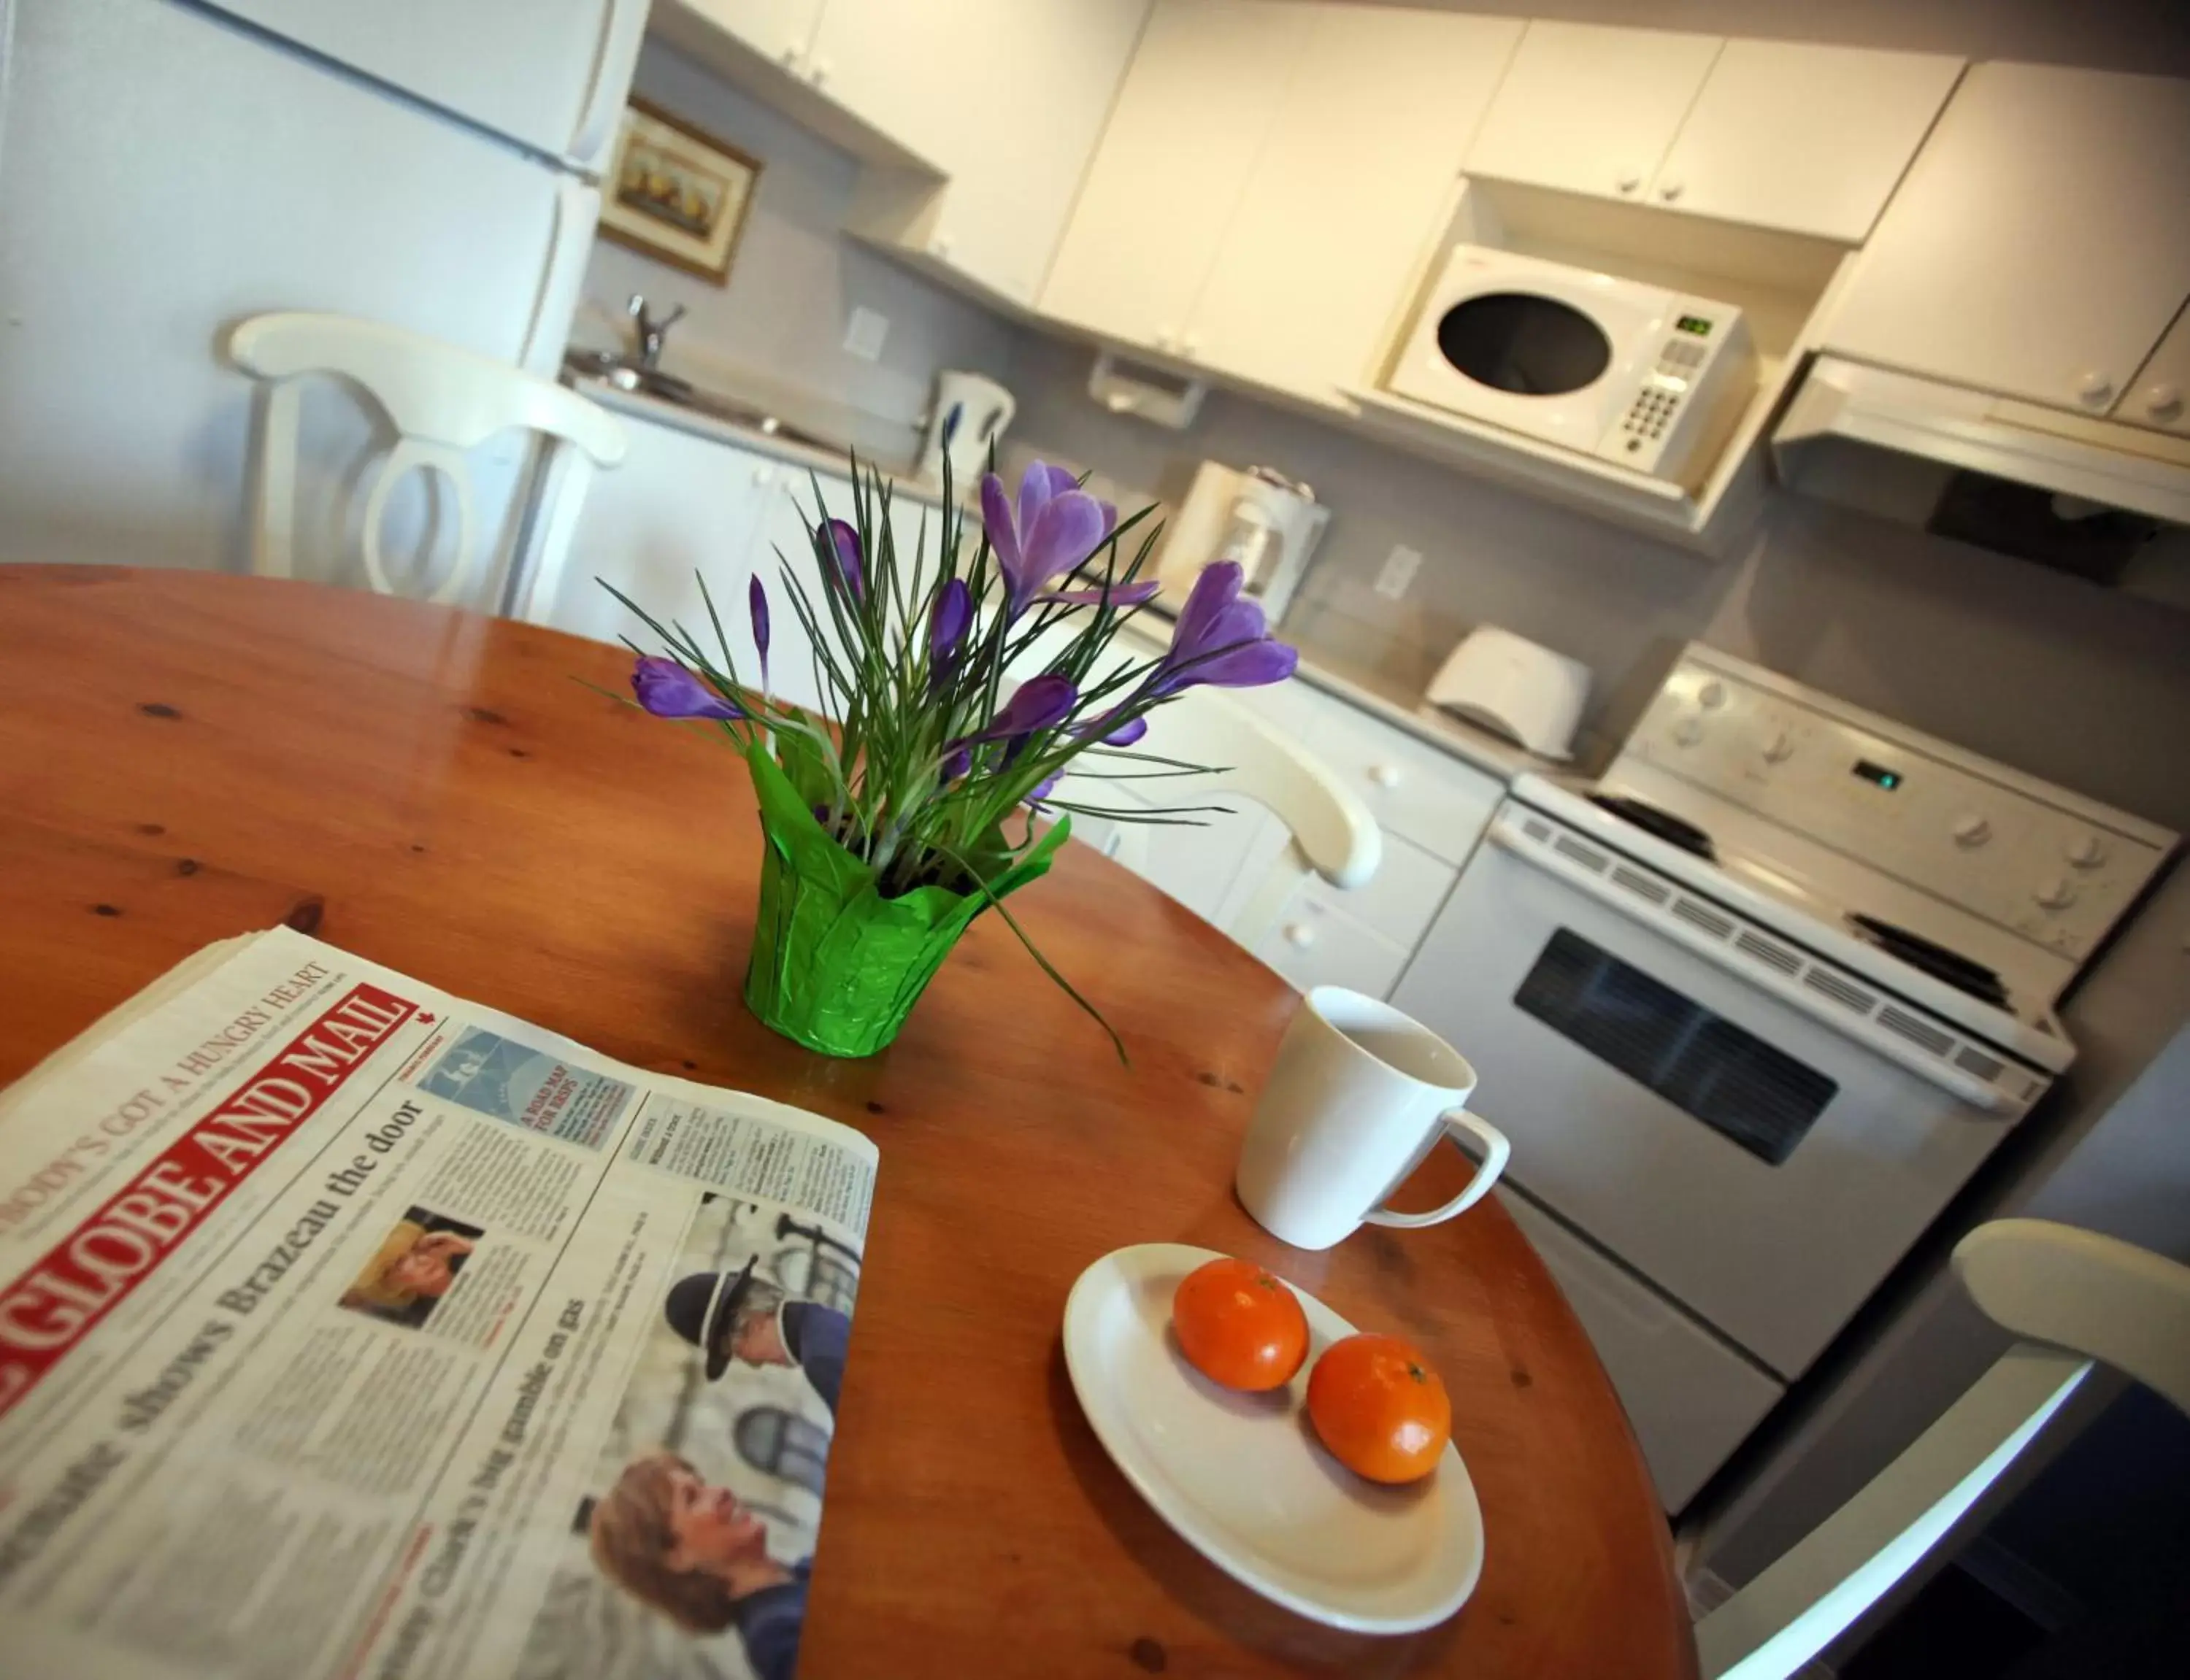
0,566,1695,1679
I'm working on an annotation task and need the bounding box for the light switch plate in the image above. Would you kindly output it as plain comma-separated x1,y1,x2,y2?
1374,544,1422,601
842,307,889,361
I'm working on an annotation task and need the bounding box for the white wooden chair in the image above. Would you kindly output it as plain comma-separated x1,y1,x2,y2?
1087,683,1381,945
228,312,626,618
1697,1219,2190,1679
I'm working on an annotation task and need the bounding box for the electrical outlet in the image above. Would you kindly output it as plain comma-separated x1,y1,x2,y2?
842,307,889,361
1373,544,1422,601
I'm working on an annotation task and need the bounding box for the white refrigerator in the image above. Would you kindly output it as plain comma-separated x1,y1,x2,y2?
0,0,646,576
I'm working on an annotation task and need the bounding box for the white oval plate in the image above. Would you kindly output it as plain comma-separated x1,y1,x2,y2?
1061,1242,1483,1633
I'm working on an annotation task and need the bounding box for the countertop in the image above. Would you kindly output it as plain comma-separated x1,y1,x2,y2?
572,374,958,509
1108,615,1571,785
574,371,1570,787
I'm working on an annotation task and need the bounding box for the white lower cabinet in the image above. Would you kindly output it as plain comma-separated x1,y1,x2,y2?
1068,667,1496,995
1256,892,1413,998
1303,699,1506,870
546,415,937,720
547,417,772,658
1498,1184,1783,1514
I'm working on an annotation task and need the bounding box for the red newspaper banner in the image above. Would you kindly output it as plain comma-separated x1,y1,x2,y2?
0,982,417,1419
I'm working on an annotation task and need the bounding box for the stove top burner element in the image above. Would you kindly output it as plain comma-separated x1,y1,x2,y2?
1847,914,2010,1008
1590,794,1717,861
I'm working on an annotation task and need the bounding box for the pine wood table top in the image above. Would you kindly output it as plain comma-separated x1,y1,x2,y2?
0,566,1694,1680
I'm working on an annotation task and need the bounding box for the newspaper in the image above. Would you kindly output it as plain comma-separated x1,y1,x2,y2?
0,928,877,1680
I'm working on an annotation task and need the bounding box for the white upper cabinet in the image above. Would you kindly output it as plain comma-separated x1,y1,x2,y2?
836,0,1150,305
2116,301,2190,437
683,0,826,71
1648,42,1962,242
1040,0,1310,352
1464,22,1722,204
1824,65,2190,415
1188,7,1524,401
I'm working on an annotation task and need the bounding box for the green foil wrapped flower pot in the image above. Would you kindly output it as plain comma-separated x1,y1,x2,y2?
741,743,1071,1057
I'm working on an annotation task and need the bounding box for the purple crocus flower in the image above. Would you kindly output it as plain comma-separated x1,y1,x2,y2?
980,461,1114,615
1069,709,1149,747
1147,561,1298,696
748,574,770,693
929,577,972,683
1040,577,1161,609
968,674,1077,742
631,656,744,720
823,517,864,600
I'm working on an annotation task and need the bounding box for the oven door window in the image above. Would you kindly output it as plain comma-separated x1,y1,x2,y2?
1436,293,1611,396
1515,929,1837,1165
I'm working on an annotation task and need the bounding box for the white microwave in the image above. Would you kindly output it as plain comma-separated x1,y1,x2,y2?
1386,246,1757,488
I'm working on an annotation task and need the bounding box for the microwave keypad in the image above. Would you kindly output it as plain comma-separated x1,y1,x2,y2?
1618,336,1713,454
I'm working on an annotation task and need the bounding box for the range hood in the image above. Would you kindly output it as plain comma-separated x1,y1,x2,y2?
1772,356,2190,579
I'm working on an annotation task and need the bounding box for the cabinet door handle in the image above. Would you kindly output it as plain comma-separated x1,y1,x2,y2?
753,466,775,486
2076,371,2115,406
1283,922,1316,949
2145,382,2183,422
1368,763,1402,789
809,57,831,87
1183,331,1204,358
1657,179,1685,203
1615,172,1641,195
928,234,953,260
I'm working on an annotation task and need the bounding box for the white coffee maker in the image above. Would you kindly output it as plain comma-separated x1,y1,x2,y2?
1153,462,1331,626
918,371,1015,484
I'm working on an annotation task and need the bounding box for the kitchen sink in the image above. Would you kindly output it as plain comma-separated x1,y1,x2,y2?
564,350,839,454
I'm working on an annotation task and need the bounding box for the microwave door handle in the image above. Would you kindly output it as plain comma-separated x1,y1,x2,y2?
1483,817,2018,1115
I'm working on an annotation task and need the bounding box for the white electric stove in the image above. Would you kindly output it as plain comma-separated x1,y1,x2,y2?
1392,646,2177,1512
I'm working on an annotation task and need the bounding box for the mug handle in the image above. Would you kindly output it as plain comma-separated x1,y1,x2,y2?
1363,1111,1510,1230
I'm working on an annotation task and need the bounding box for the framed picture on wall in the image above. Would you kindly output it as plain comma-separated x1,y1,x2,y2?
599,99,761,286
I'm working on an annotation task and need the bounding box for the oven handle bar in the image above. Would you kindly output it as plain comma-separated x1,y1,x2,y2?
1483,817,2018,1116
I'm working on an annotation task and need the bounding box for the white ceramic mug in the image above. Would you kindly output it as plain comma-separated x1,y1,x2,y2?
1236,987,1510,1252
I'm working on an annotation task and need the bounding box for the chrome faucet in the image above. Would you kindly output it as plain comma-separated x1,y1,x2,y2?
626,293,687,370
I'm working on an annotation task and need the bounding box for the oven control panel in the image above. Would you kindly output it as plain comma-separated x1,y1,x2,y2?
1619,651,2178,962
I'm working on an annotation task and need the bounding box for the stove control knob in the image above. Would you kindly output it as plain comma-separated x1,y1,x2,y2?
1951,814,1992,848
1762,730,1794,763
2033,877,2078,912
1697,680,1728,709
1673,718,1704,747
2066,833,2107,870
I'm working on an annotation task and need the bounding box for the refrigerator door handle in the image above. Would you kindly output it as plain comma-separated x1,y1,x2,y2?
567,0,649,176
520,180,602,377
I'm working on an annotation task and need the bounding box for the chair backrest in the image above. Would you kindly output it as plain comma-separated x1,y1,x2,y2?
1696,1219,2190,1680
228,312,625,615
1082,684,1380,944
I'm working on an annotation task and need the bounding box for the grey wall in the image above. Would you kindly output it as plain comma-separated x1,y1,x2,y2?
570,40,1017,455
1002,333,2190,831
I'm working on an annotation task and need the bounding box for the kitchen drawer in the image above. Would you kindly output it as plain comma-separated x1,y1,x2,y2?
1254,898,1414,1000
1294,830,1454,952
1307,704,1505,867
1498,1186,1783,1514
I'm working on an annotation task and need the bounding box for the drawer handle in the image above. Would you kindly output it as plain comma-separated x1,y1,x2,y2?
1283,922,1317,949
1367,763,1402,789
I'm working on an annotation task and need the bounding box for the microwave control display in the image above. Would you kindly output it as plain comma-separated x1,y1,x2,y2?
1676,315,1713,336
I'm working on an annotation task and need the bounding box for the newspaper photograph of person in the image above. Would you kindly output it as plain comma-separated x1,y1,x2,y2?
516,1192,862,1680
336,1205,485,1330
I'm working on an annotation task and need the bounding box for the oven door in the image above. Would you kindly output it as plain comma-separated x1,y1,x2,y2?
1387,248,1662,453
1391,809,2024,1380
